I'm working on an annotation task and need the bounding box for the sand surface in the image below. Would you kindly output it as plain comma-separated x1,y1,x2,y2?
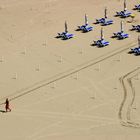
0,0,140,139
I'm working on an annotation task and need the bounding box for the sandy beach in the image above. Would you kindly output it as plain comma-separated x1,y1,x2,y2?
0,0,140,139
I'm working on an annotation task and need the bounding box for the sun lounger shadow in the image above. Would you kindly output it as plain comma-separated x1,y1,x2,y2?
61,37,70,40
55,36,61,39
101,24,108,26
133,8,137,10
93,22,99,24
75,28,81,31
0,110,6,113
111,36,116,38
61,38,67,40
114,15,128,18
134,53,140,56
90,43,96,46
75,28,87,33
129,28,134,31
114,15,119,17
117,38,126,40
128,51,133,54
119,16,128,18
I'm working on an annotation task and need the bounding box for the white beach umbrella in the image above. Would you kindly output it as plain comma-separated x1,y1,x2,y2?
101,28,104,40
85,14,88,25
120,21,124,32
65,21,68,33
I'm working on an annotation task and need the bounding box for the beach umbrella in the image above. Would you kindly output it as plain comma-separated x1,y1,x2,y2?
105,7,107,19
65,21,68,33
101,28,104,40
124,0,127,11
120,21,124,32
85,14,88,25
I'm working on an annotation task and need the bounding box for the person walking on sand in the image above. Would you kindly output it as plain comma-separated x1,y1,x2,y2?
5,98,11,112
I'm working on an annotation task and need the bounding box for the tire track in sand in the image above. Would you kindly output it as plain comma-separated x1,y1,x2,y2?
119,67,140,128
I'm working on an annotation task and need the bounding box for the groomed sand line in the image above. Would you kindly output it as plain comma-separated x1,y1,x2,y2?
0,41,137,105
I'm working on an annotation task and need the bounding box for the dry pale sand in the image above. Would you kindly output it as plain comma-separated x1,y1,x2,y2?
0,0,140,139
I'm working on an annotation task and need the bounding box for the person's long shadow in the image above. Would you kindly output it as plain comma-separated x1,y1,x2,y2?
0,110,6,113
